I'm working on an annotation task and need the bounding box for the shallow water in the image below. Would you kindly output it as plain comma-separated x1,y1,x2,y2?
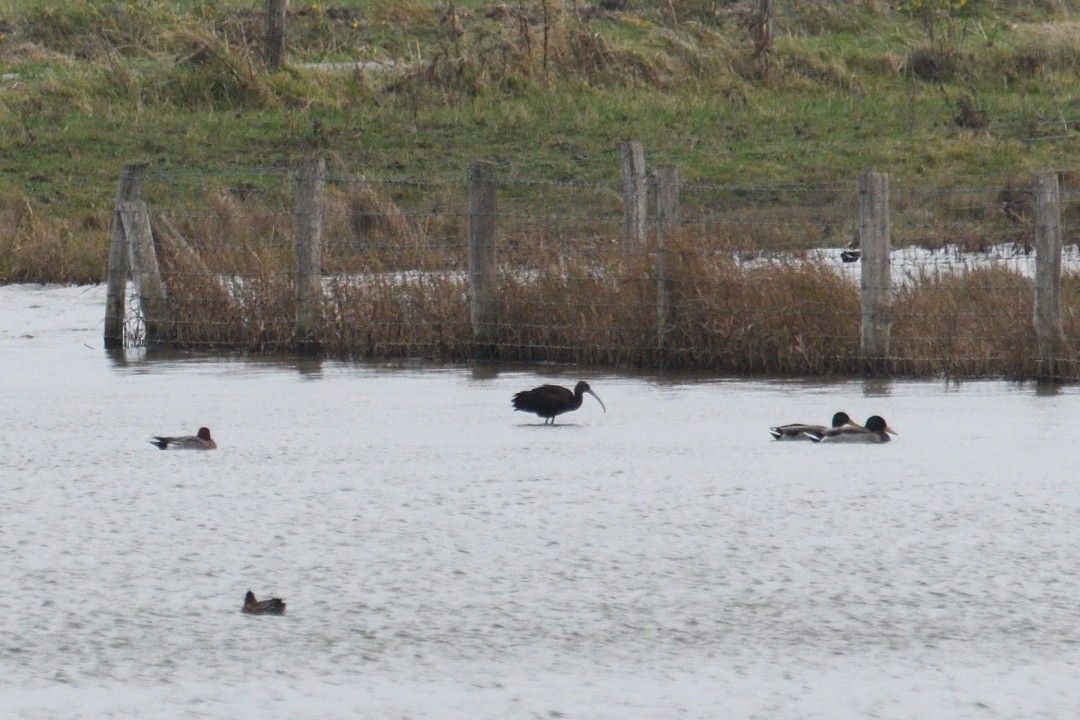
2,285,1080,719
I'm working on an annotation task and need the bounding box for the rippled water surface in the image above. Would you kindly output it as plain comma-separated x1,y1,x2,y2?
3,285,1080,719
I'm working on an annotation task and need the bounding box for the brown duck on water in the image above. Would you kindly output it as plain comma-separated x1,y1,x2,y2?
150,427,217,450
242,590,286,615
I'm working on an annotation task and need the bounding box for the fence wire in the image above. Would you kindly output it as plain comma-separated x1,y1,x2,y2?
120,165,1080,379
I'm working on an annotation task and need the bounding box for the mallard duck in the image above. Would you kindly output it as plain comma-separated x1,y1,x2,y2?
512,381,606,425
242,590,286,615
840,236,861,263
770,412,861,441
807,415,897,443
150,427,217,450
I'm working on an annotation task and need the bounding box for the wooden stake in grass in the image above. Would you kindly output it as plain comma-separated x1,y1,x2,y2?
618,140,647,249
264,0,286,70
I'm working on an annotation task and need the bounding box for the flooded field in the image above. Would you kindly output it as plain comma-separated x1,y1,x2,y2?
2,284,1080,719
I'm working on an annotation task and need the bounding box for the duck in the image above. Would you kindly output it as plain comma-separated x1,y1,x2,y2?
242,590,286,615
770,412,861,441
807,415,897,443
150,427,217,450
840,235,860,263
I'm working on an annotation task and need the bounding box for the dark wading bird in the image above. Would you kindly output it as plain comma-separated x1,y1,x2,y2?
770,412,861,441
149,427,217,450
806,415,897,443
242,590,286,616
512,381,606,425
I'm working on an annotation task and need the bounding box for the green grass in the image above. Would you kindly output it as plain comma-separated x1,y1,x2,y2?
0,0,1079,283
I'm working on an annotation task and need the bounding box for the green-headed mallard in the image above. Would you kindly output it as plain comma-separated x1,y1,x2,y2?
808,415,897,443
770,412,861,441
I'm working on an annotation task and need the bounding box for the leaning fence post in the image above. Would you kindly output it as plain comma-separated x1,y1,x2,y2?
1033,171,1064,379
104,163,147,350
653,164,679,360
618,140,647,249
858,171,892,373
294,157,325,355
468,160,499,353
119,201,167,345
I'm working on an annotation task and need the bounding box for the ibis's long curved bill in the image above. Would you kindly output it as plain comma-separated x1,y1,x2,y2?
586,389,607,413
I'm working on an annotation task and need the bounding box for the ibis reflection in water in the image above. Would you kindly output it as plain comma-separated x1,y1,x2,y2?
512,381,606,425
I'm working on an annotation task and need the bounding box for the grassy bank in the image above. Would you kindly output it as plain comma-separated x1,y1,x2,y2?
3,1,1080,376
0,0,1078,282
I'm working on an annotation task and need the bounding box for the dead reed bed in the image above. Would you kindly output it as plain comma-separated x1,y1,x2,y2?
891,266,1038,378
320,272,473,359
0,196,105,284
135,179,1080,379
890,267,1080,379
497,252,656,367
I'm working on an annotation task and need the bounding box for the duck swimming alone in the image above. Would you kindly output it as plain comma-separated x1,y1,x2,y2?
770,412,861,441
242,590,286,615
807,415,897,443
150,427,217,450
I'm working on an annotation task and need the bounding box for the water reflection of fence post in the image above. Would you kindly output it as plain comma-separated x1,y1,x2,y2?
294,157,325,355
468,160,499,355
654,164,679,363
118,201,167,345
104,163,147,349
618,140,647,249
1033,171,1064,380
858,171,892,374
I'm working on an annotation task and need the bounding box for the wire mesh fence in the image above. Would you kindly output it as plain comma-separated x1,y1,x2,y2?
111,160,1080,379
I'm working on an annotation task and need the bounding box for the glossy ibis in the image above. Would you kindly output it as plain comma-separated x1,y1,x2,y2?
242,590,286,615
807,415,897,443
150,427,217,450
770,412,861,441
512,381,606,425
